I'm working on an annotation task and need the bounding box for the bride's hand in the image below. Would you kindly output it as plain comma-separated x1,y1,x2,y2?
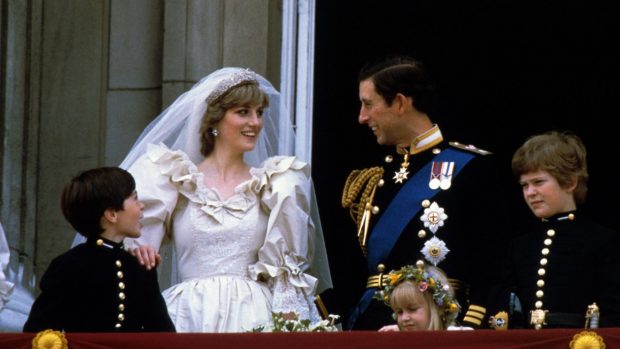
129,244,161,270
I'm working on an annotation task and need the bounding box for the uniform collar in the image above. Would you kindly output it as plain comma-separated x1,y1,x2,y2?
541,210,577,223
397,124,443,155
88,236,124,250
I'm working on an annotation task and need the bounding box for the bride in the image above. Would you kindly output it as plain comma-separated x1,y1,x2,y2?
102,67,331,332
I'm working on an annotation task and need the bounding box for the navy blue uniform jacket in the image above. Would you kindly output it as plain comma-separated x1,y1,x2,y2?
23,237,175,332
489,212,620,328
348,139,510,330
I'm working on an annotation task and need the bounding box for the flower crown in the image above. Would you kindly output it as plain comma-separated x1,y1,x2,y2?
374,264,460,324
206,68,258,104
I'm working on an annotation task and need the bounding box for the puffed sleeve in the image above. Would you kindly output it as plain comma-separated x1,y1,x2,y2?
125,143,193,252
248,156,321,321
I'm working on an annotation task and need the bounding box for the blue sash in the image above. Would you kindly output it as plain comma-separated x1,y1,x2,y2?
350,148,476,328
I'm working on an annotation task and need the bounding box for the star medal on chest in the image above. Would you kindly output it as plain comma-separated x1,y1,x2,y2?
429,161,455,190
393,153,410,184
419,201,450,265
421,237,450,266
420,201,447,233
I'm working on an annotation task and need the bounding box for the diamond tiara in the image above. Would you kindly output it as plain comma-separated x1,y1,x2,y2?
205,68,259,104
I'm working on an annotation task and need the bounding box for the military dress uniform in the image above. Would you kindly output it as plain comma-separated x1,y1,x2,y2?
488,211,620,329
23,237,175,332
342,125,509,330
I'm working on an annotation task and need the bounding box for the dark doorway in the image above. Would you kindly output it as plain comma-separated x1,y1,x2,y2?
312,0,620,326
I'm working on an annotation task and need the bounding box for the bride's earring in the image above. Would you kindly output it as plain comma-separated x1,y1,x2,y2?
210,128,219,137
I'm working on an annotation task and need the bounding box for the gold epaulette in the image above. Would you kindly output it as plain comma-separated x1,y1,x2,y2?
341,167,384,255
449,141,493,155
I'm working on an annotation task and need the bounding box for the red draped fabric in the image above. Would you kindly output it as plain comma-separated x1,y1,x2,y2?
3,328,620,349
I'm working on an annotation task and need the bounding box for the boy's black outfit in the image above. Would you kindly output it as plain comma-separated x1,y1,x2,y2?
489,212,620,329
24,237,175,332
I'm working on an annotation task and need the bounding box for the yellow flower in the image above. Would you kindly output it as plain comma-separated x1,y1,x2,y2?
569,331,606,349
389,273,402,285
428,277,436,286
32,329,68,349
449,303,458,312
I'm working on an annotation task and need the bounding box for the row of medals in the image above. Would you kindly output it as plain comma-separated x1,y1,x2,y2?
389,151,454,266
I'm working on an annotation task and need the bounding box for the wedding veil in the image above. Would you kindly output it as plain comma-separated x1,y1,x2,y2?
73,67,332,294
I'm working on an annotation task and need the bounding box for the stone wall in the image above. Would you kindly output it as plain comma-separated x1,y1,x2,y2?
1,0,283,299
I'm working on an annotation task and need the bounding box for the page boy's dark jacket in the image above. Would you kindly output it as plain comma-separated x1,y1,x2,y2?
24,237,175,332
488,212,620,328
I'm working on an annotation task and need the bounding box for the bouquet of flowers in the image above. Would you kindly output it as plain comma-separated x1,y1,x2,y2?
252,312,340,332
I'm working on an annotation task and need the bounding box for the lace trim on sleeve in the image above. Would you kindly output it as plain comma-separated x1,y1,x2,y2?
271,273,322,323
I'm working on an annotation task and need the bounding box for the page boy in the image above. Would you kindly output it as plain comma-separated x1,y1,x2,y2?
23,167,175,332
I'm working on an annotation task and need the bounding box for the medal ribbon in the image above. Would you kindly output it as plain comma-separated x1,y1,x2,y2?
441,162,455,182
431,162,441,181
349,148,476,327
367,148,474,272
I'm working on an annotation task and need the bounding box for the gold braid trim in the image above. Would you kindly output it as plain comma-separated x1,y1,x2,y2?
342,167,384,255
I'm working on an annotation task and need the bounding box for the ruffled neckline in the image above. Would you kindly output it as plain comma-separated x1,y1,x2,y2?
144,143,303,223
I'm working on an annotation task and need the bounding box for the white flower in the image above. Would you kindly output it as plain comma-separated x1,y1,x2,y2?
251,312,340,332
